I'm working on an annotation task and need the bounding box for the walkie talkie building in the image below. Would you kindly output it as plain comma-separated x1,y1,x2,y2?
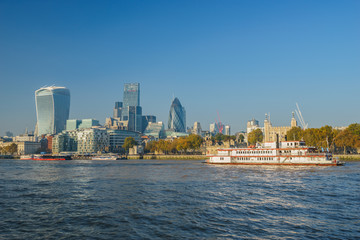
35,86,70,136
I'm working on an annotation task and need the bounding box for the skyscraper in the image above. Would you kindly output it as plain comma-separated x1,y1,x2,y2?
168,97,186,132
122,83,140,121
35,86,70,136
113,102,122,119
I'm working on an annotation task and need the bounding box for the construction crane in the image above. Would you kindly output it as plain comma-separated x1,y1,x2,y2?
215,111,224,134
295,103,308,130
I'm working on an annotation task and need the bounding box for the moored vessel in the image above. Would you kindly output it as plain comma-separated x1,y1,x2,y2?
20,154,72,161
207,141,343,166
91,155,120,160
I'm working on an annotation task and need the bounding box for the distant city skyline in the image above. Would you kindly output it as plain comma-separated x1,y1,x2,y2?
0,0,359,136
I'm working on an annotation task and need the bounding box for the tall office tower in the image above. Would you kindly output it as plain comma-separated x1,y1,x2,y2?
128,106,143,132
35,86,70,136
113,102,123,119
122,83,140,121
168,97,186,132
119,83,142,132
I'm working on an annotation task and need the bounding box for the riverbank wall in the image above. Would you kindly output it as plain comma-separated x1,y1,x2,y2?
334,154,360,161
127,154,206,160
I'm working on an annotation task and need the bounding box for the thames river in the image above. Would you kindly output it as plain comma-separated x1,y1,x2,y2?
0,159,359,239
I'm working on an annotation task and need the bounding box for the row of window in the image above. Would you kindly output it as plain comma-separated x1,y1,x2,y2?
235,150,273,154
234,157,274,161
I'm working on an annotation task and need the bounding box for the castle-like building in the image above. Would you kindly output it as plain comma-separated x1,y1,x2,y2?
263,113,297,142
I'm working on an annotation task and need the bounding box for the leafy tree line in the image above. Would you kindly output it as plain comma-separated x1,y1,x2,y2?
211,133,237,144
145,134,204,154
286,124,360,154
0,143,18,155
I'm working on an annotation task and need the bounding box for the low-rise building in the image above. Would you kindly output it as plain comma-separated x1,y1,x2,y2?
17,141,41,155
77,128,109,154
107,129,142,152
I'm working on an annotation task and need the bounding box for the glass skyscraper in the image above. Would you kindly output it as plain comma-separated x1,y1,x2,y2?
122,83,140,121
120,83,142,132
35,86,70,136
168,97,186,132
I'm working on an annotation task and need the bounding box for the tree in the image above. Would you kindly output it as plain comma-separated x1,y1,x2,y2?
334,124,360,154
3,143,18,155
286,127,303,141
247,129,263,145
187,134,204,150
122,137,137,152
237,134,245,143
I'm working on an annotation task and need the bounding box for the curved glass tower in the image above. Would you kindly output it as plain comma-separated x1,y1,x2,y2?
168,97,186,132
35,86,70,136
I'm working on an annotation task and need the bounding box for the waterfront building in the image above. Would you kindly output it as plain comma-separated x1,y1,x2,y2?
53,127,109,154
144,122,165,140
77,128,109,154
263,113,297,142
35,86,70,136
17,141,42,155
52,130,79,153
168,97,186,132
225,125,231,135
0,141,41,155
66,119,100,131
107,129,142,152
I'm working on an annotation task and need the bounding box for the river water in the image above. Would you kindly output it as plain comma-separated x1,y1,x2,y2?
0,159,359,239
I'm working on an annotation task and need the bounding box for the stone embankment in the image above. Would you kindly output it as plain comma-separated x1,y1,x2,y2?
334,154,360,161
127,154,207,160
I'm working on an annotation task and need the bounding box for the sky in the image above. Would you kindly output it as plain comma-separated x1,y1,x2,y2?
0,0,359,136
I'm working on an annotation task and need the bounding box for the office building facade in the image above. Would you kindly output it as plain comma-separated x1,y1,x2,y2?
168,97,186,133
35,86,70,136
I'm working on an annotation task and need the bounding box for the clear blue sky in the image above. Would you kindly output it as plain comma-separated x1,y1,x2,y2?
0,0,359,136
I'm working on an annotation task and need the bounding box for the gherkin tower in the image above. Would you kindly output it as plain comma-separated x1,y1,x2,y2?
168,98,186,132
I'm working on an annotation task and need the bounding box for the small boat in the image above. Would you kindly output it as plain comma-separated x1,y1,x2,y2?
91,155,119,160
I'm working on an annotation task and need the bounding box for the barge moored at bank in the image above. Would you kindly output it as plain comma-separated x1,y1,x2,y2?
20,154,72,161
207,141,343,166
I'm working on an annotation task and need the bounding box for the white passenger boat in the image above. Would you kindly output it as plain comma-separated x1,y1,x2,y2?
207,141,343,166
91,155,119,160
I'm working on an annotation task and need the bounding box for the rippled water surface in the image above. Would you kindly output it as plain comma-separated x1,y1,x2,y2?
1,159,359,239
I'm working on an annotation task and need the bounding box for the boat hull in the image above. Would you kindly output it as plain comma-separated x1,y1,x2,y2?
206,161,342,166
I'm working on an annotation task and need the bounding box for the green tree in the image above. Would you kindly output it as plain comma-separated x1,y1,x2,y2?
214,133,223,143
4,143,18,155
187,134,204,150
122,137,137,152
334,124,360,154
286,127,303,141
237,134,245,143
247,129,263,145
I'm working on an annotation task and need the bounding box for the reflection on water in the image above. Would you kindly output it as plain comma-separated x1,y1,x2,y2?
0,159,359,239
